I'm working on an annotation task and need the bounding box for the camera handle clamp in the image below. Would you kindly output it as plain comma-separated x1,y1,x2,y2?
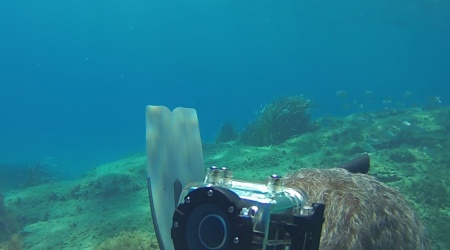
285,203,325,250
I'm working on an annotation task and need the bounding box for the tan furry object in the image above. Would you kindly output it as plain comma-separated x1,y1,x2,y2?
284,168,430,250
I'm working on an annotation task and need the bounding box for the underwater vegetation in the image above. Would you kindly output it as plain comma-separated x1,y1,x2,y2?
22,160,55,188
0,193,22,249
240,95,315,146
214,121,239,143
0,159,66,191
94,230,157,250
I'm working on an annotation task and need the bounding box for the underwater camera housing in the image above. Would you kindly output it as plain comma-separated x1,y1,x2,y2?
171,166,325,250
146,106,336,250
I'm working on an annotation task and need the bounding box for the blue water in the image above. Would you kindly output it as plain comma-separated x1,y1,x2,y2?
1,0,449,176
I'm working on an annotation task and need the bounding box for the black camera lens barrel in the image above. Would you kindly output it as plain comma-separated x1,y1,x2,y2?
172,186,253,250
186,203,228,249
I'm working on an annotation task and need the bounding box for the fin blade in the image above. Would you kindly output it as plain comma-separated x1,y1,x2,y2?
146,105,204,250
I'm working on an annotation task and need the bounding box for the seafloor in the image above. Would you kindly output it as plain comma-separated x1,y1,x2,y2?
1,106,449,249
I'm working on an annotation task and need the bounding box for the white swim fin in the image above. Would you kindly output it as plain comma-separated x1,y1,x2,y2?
146,105,205,250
